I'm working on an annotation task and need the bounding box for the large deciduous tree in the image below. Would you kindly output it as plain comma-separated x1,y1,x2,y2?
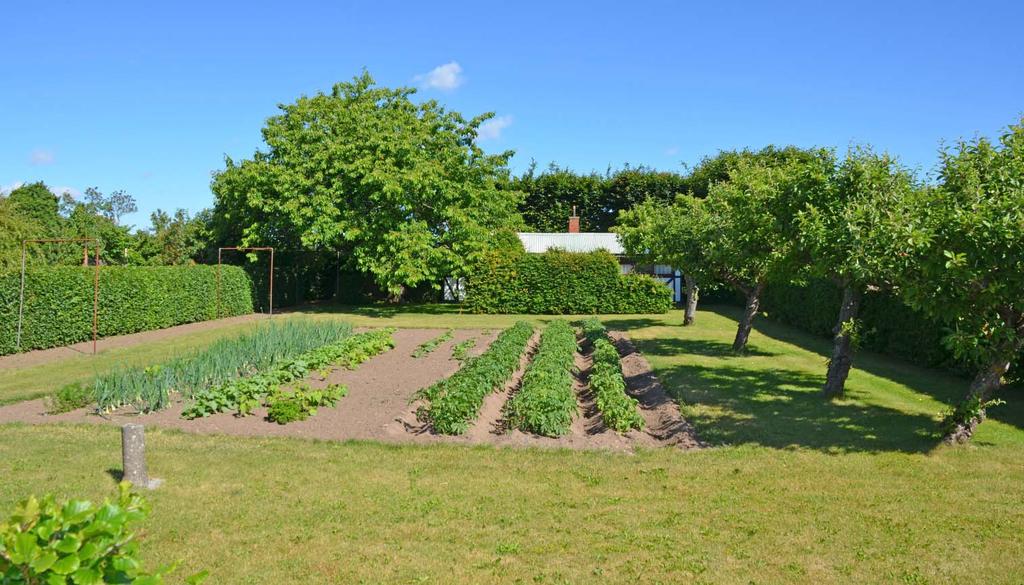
901,119,1024,443
211,72,522,300
616,195,709,325
796,147,920,399
703,152,832,351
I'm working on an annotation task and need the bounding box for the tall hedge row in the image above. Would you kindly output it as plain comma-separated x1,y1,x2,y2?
465,250,672,314
760,279,958,371
0,265,254,355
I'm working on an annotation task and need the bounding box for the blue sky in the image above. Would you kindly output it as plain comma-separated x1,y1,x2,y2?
2,0,1022,229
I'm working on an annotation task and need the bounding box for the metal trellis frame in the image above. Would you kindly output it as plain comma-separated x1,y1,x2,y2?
17,238,101,355
217,247,274,318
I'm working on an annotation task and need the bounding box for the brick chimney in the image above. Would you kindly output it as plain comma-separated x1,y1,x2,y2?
568,206,580,233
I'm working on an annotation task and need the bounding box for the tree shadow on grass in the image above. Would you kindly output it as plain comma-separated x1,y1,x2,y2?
602,317,676,331
705,305,1024,433
646,362,940,453
636,336,776,358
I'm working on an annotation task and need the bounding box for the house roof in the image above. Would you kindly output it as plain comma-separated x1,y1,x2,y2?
516,232,625,255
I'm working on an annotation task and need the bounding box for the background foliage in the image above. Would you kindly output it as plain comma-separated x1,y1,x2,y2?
465,249,671,314
0,266,253,355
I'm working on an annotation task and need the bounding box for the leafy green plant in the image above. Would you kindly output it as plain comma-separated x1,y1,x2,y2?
44,383,92,414
412,330,454,358
590,336,644,433
266,383,348,424
939,395,1006,438
505,320,579,437
464,250,671,314
418,322,533,435
95,319,353,412
0,481,208,584
451,338,477,361
183,328,394,419
580,317,606,345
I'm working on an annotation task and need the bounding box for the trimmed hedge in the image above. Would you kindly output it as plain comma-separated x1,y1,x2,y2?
465,250,672,314
0,265,254,355
760,279,958,371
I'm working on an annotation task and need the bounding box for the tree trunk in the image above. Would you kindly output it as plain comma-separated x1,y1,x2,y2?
387,286,406,304
822,284,862,399
944,352,1016,444
683,275,699,326
732,282,765,352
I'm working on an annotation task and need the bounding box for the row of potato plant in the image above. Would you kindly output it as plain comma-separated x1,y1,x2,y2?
451,337,477,361
412,329,454,358
505,320,579,437
182,328,395,419
94,319,353,412
583,318,645,432
418,321,533,435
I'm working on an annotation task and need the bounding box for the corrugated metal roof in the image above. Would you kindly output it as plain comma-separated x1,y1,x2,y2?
516,232,625,255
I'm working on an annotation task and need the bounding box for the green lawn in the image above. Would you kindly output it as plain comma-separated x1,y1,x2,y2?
1,306,1022,583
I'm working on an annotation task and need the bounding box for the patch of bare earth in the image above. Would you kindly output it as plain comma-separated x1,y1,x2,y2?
0,326,701,452
0,329,492,443
608,330,705,449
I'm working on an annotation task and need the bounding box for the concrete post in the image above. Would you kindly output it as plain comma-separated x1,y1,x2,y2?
121,424,162,489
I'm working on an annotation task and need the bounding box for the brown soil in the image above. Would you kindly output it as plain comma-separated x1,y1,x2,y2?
608,331,705,449
0,328,702,452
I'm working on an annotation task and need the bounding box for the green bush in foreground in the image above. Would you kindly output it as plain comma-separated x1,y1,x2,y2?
465,250,672,314
0,482,207,584
0,265,254,356
506,320,579,436
419,321,533,435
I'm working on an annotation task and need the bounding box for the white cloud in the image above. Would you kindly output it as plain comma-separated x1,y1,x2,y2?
52,186,81,199
664,146,680,156
1,181,25,196
414,61,464,91
29,149,55,165
477,115,513,141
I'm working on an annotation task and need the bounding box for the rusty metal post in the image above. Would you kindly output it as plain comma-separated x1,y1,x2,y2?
216,247,223,319
93,245,100,354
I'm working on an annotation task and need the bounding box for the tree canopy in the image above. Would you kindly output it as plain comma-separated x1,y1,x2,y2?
211,72,522,298
900,118,1024,442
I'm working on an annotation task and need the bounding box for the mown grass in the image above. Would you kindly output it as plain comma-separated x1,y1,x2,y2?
1,305,1023,583
0,424,1021,584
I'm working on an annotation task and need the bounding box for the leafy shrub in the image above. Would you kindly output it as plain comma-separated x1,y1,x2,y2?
505,320,579,437
183,328,394,419
0,265,254,356
96,319,354,412
45,382,92,414
266,383,348,424
580,317,606,345
0,482,207,584
412,330,454,358
419,322,533,435
465,250,671,314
